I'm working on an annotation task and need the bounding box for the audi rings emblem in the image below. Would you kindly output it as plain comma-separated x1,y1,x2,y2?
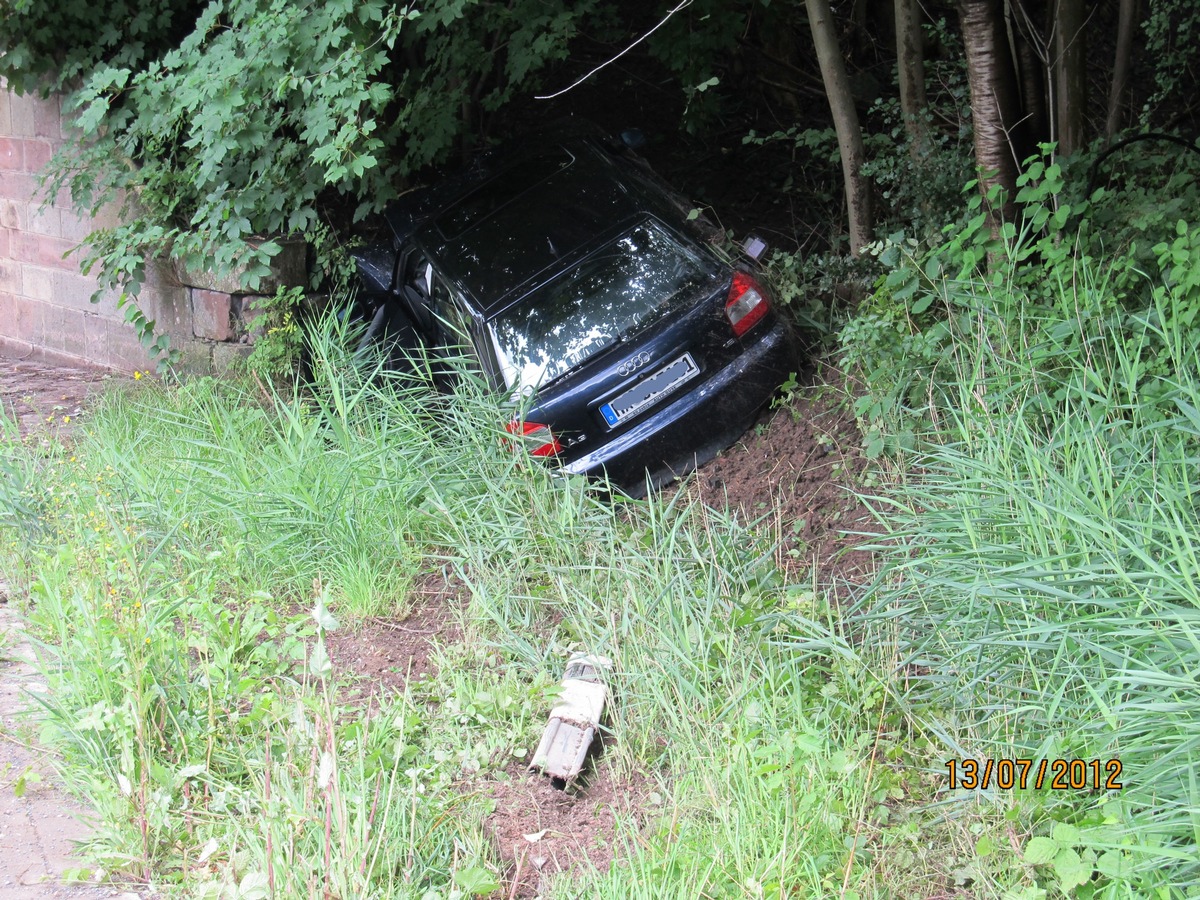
617,351,652,377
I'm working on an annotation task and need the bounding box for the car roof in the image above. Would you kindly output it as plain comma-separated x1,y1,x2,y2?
386,126,689,317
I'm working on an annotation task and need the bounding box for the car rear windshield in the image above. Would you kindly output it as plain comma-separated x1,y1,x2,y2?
436,150,574,241
488,221,720,392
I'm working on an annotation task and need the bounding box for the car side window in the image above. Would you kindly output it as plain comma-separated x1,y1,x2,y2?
429,272,465,344
428,270,503,384
393,247,499,385
396,247,461,342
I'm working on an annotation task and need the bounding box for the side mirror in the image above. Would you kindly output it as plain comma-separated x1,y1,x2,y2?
351,246,397,294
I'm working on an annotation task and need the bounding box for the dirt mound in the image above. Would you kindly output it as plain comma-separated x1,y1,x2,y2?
482,756,654,898
323,571,466,695
689,363,877,586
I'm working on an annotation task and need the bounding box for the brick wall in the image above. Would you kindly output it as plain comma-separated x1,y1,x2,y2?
0,82,303,373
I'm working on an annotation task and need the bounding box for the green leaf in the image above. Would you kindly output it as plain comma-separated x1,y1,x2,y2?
1001,888,1047,900
1050,822,1081,846
892,276,918,302
309,638,331,679
12,767,41,799
237,872,269,900
910,294,934,314
452,866,500,895
175,763,207,782
312,593,339,632
1096,850,1130,880
1024,836,1059,865
1053,847,1090,891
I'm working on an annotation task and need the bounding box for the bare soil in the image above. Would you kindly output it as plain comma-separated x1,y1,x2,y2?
323,571,466,697
690,362,879,586
0,358,111,442
479,755,655,897
1,352,877,897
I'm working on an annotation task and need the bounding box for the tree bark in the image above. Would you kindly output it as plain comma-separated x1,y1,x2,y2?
805,0,873,255
895,0,927,155
1053,0,1087,155
1105,0,1137,141
959,0,1022,228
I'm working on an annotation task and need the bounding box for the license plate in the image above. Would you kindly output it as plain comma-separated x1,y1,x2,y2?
599,353,698,426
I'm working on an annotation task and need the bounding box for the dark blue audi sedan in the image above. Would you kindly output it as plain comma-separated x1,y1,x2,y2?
352,121,798,495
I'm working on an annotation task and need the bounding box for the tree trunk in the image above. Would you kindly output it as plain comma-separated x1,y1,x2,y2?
1008,0,1049,151
1053,0,1087,155
895,0,927,155
1105,0,1137,141
959,0,1022,229
805,0,873,255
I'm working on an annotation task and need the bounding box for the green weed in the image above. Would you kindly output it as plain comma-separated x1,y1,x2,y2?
0,307,958,897
854,234,1200,896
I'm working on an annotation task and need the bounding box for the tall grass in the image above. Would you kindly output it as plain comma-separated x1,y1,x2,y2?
13,505,495,895
65,322,549,617
862,264,1200,895
1,314,920,897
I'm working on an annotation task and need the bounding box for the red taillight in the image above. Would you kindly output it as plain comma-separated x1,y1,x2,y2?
505,420,561,457
725,271,769,337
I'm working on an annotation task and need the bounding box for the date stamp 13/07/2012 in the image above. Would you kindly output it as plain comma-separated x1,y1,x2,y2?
943,758,1123,792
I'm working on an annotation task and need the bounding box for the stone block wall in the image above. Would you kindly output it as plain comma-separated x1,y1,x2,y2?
0,81,303,373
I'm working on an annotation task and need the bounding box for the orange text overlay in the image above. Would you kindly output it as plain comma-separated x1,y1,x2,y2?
943,758,1123,791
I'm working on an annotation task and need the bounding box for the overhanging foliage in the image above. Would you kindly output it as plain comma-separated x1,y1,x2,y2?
2,0,595,368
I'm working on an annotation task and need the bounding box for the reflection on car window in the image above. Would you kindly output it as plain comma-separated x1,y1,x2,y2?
488,221,719,391
431,268,466,344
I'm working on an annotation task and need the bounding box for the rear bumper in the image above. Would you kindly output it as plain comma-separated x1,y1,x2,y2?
559,318,798,494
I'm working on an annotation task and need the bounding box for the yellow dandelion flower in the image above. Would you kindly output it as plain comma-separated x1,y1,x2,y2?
134,371,143,380
62,415,70,423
